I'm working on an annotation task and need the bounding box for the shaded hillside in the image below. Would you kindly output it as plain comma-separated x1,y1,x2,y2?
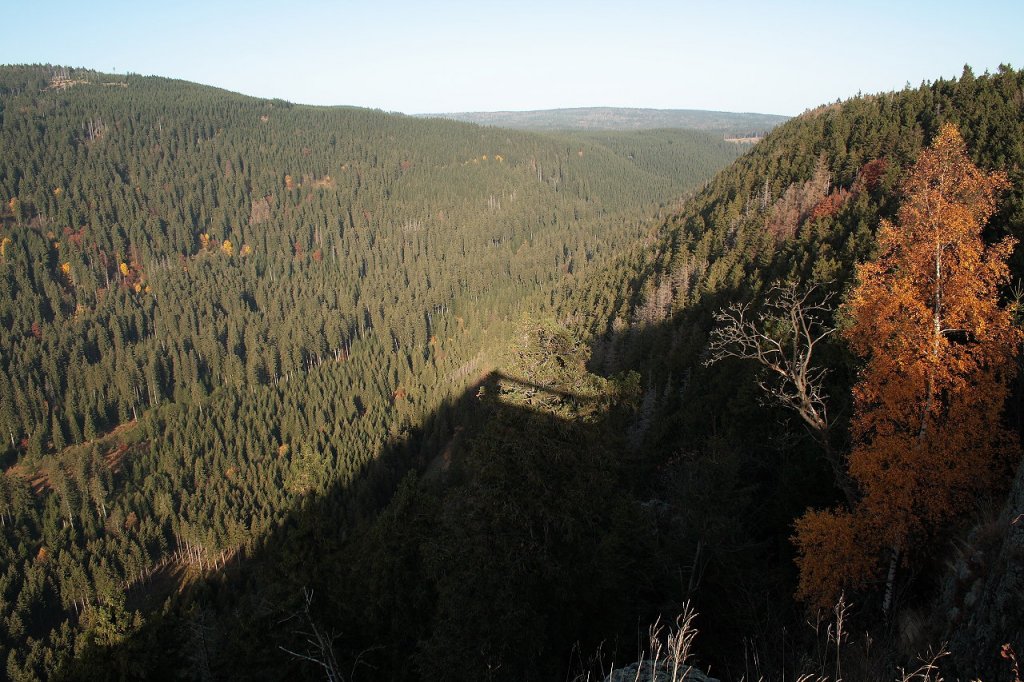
553,64,1024,680
422,106,788,135
5,61,1024,682
0,64,742,679
63,321,670,681
83,64,1024,682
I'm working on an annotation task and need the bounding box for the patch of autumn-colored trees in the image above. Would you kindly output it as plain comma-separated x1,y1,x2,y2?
793,123,1020,610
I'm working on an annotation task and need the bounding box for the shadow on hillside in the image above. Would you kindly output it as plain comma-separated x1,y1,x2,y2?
583,276,863,679
64,352,693,681
584,270,1024,681
64,270,881,682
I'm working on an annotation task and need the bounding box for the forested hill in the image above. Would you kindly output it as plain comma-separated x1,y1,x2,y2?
0,63,744,457
422,106,788,135
551,64,1024,679
172,65,1024,681
0,65,747,679
5,61,1024,682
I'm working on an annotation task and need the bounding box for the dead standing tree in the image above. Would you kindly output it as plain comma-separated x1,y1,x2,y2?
278,588,344,682
705,282,856,505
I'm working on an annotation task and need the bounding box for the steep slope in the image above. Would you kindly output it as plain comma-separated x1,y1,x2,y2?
116,66,1024,682
554,64,1024,679
6,62,1023,681
0,65,743,679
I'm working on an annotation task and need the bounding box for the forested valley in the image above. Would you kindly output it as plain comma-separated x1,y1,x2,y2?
0,64,746,679
2,63,1024,681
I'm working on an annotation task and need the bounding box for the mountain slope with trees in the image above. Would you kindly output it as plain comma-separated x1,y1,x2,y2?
2,63,1024,681
103,64,1024,682
553,64,1024,680
0,64,743,680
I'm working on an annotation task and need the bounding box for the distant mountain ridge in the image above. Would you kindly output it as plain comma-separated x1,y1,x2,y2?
420,106,789,135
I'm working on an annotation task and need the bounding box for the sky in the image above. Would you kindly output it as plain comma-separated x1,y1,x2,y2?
6,0,1024,116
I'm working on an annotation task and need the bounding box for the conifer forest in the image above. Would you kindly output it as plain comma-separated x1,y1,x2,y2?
1,63,1024,680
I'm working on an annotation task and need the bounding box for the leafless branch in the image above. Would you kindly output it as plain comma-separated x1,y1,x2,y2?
279,588,344,682
706,282,855,504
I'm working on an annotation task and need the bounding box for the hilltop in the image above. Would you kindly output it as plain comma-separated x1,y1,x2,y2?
420,106,788,135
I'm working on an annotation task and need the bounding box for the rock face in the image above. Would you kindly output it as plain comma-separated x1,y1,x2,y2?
605,661,720,682
946,457,1024,680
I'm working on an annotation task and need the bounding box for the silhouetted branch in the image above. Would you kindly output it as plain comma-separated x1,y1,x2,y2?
279,588,343,682
706,282,855,504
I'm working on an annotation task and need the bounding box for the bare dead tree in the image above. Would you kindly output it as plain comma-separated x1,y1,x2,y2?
279,588,344,682
705,282,856,505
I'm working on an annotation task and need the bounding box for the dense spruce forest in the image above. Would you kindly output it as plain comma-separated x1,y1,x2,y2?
552,64,1024,680
2,62,1024,682
0,64,746,680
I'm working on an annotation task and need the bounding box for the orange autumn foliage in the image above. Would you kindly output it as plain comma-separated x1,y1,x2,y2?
809,188,850,221
794,123,1020,609
793,508,879,607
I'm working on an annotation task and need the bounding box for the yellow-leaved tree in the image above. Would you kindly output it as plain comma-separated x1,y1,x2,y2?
793,123,1020,611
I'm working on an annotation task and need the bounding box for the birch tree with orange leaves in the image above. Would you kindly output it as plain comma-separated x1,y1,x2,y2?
794,123,1020,611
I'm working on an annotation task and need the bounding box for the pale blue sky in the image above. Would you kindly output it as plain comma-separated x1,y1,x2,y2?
6,1,1023,116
